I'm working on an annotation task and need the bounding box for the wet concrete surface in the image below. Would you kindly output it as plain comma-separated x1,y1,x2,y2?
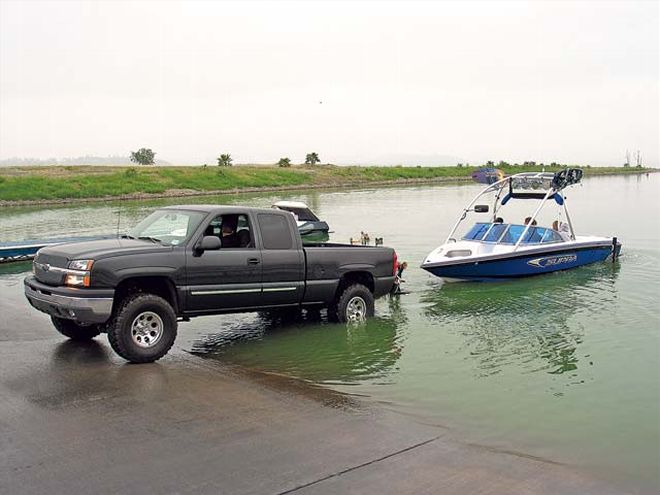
0,275,633,494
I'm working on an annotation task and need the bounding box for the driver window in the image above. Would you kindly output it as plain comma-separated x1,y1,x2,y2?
204,214,253,248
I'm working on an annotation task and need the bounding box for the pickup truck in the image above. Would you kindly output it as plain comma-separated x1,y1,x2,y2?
24,205,397,363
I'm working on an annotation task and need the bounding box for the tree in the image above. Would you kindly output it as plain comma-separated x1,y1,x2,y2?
304,152,320,165
217,154,232,167
130,148,155,165
277,157,291,168
485,160,495,167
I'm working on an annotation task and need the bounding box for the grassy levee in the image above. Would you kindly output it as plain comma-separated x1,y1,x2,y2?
0,164,652,204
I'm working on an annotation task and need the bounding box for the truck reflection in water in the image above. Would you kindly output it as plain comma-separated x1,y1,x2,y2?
421,263,620,379
189,308,405,386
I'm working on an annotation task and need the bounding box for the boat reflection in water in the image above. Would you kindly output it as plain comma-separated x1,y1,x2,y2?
421,263,620,379
189,308,405,385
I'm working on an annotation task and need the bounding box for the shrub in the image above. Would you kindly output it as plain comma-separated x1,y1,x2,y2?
217,154,232,167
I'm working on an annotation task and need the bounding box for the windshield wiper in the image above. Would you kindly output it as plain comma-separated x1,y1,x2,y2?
138,236,162,244
121,234,136,239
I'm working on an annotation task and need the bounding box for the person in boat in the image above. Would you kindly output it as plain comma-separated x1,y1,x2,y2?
524,216,537,226
552,220,571,240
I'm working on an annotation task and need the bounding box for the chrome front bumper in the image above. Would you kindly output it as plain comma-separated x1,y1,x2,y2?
24,277,114,324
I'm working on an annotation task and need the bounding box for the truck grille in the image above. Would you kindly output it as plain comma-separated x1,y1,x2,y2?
33,252,69,286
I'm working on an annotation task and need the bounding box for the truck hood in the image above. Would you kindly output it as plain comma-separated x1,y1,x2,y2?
38,238,172,262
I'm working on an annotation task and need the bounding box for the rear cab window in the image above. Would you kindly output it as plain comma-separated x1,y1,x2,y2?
257,213,294,250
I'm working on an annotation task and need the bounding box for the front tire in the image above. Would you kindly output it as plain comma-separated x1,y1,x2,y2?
328,283,374,323
107,293,177,363
51,316,102,341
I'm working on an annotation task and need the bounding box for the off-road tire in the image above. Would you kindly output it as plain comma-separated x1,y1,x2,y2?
51,316,102,341
107,293,177,364
327,283,374,323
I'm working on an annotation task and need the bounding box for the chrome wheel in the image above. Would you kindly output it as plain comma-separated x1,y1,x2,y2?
131,311,163,348
346,296,367,322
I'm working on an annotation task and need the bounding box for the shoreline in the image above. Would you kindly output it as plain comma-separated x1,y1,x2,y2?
0,167,653,207
0,175,473,207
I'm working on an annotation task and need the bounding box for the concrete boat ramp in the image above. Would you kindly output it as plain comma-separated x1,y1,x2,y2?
0,275,633,494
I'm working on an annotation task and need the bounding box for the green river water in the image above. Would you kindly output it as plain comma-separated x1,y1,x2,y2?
1,173,658,490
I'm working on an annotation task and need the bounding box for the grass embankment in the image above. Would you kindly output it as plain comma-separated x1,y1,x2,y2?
0,164,652,204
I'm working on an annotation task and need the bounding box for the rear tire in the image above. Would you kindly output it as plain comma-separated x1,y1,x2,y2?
328,283,374,323
107,293,177,364
51,316,102,341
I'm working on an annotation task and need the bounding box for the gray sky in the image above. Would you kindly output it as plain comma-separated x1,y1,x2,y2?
1,0,658,166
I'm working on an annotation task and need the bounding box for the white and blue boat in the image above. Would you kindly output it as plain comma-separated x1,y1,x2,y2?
272,201,330,243
421,169,622,282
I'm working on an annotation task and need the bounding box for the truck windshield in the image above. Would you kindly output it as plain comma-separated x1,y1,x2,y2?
127,210,206,246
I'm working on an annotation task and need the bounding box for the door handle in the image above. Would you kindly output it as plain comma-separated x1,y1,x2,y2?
247,258,260,265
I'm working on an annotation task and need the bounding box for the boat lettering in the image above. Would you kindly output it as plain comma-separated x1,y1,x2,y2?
527,254,577,268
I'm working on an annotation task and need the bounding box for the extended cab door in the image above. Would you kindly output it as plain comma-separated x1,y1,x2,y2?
185,213,263,312
256,212,304,306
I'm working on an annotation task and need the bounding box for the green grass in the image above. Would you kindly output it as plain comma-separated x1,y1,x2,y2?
0,164,652,202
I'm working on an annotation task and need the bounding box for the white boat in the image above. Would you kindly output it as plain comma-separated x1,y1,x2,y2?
272,201,330,243
421,169,622,282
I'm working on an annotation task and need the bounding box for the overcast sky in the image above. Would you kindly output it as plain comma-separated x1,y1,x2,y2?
0,0,658,166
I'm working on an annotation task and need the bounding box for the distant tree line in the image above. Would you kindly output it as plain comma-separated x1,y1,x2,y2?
211,152,323,168
125,149,325,168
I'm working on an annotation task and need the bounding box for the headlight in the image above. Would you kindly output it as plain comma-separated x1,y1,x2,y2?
68,259,94,271
65,273,90,287
65,260,93,287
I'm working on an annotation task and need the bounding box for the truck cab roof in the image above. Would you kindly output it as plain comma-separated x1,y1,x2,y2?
160,205,290,216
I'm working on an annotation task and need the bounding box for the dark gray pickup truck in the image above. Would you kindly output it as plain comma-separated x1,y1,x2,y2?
24,205,397,363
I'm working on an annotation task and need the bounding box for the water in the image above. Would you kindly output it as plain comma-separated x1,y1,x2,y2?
1,174,659,490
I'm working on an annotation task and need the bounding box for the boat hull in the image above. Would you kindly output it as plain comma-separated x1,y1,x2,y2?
300,229,330,244
0,235,115,262
422,244,619,282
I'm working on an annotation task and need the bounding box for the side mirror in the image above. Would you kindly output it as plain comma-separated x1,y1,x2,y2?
474,204,489,213
196,235,221,255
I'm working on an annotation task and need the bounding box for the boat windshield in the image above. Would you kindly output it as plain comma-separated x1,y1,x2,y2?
275,206,319,222
462,222,564,245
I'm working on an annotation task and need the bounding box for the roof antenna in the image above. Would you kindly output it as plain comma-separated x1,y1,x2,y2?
116,204,122,237
116,164,128,238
